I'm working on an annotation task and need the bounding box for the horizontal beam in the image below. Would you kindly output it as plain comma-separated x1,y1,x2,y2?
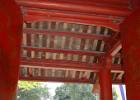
111,64,124,73
16,0,131,17
23,28,110,41
21,58,124,72
19,76,95,84
21,58,102,72
19,76,124,84
23,8,119,31
21,64,100,72
22,47,105,56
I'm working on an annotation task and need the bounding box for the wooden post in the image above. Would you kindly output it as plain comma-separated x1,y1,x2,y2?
0,0,23,100
121,8,140,100
99,57,112,100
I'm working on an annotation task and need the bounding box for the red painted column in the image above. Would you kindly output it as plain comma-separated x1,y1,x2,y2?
121,9,140,100
99,57,112,100
0,0,23,100
131,0,140,9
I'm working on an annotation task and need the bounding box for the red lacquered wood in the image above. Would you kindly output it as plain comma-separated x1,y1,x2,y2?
99,57,113,100
121,8,140,100
0,0,23,99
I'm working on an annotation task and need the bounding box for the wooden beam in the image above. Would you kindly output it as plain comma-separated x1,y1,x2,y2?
108,40,122,56
107,32,122,56
21,58,102,72
22,47,105,56
23,28,110,41
19,76,95,84
21,58,124,72
22,8,120,31
16,0,131,17
19,76,124,84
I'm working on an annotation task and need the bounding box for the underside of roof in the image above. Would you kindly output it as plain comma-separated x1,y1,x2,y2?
16,0,133,84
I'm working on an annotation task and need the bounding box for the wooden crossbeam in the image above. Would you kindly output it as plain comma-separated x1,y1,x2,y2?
22,47,105,56
22,8,120,31
23,28,110,41
21,58,124,72
16,0,130,17
19,76,124,84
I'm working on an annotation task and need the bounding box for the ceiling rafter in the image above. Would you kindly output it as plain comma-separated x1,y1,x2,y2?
16,0,131,17
23,29,110,41
21,58,124,72
22,47,104,56
22,8,120,31
20,76,124,84
20,76,98,84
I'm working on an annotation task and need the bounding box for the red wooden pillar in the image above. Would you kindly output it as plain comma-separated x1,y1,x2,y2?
131,0,140,9
99,57,112,100
121,9,140,100
0,0,23,100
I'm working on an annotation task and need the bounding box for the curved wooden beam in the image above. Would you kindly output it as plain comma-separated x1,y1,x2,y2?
16,0,131,17
22,8,120,31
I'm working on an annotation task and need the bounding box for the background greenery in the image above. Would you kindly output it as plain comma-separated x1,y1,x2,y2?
18,81,50,100
18,81,118,100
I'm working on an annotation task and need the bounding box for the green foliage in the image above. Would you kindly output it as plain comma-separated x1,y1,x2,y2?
18,81,119,100
54,84,119,100
53,84,96,100
18,81,49,100
112,87,118,100
18,81,41,91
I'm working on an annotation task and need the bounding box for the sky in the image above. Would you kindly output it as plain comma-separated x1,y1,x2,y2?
113,85,126,100
46,82,63,97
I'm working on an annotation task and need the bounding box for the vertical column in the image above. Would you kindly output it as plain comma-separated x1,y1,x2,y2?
121,9,140,100
131,0,140,9
99,57,112,100
0,0,23,100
